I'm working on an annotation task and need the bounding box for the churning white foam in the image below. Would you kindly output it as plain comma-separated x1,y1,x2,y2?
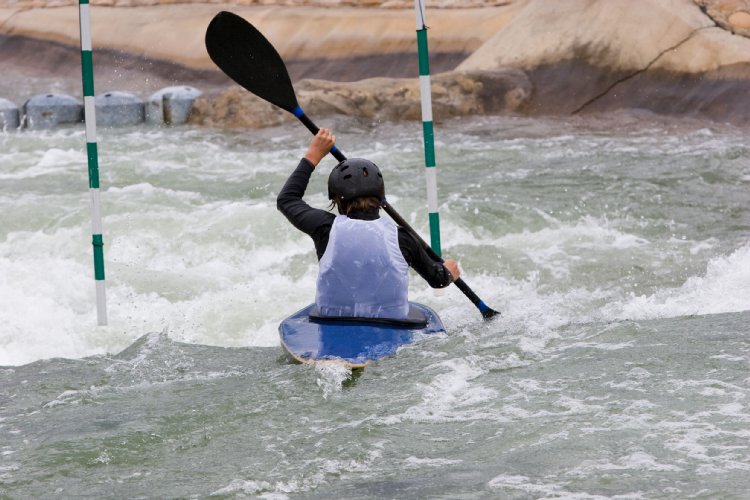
603,244,750,321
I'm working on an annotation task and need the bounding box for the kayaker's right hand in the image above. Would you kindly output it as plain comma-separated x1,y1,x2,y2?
444,259,461,282
304,128,336,167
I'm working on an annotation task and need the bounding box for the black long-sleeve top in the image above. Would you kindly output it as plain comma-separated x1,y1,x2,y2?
276,158,453,288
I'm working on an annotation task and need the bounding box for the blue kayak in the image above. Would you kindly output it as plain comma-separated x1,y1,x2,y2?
279,302,445,368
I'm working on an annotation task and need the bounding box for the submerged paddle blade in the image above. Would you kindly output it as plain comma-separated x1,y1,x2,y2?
481,306,501,320
452,277,501,321
205,11,299,113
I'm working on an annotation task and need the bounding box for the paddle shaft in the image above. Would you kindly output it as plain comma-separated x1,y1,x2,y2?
204,11,499,319
292,106,346,162
292,110,497,317
382,202,495,316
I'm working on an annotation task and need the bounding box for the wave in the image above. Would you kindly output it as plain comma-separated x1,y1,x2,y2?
603,244,750,321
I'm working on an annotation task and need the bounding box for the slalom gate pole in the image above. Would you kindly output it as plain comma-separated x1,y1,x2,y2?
79,0,107,325
414,0,441,256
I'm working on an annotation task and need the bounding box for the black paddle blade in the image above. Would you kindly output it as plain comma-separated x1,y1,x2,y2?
481,307,501,320
205,11,299,113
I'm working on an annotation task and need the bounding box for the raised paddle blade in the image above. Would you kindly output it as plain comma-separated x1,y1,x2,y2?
205,11,299,113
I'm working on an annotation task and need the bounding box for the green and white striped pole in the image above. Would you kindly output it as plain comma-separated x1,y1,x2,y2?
79,0,107,325
414,0,441,256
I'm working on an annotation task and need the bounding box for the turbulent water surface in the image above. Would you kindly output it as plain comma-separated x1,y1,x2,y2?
1,113,749,498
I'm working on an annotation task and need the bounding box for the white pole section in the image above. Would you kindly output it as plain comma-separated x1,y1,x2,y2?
414,0,441,256
79,0,107,325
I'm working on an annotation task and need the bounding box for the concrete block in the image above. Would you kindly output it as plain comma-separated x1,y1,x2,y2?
0,98,20,130
23,93,83,130
146,86,202,125
95,91,145,127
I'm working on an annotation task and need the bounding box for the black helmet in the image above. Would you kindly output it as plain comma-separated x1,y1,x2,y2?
327,158,385,202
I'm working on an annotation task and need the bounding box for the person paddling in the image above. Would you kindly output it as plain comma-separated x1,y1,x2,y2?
277,128,460,320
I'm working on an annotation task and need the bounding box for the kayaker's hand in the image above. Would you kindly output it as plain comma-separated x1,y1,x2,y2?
304,128,336,167
444,259,461,282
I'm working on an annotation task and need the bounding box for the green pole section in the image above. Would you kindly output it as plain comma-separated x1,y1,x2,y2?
415,0,441,256
79,0,108,325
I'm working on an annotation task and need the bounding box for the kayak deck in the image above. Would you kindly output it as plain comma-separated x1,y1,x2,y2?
279,302,445,368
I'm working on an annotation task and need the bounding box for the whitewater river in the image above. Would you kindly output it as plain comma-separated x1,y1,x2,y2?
1,112,749,498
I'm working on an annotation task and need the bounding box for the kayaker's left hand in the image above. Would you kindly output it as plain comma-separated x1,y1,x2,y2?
444,259,461,281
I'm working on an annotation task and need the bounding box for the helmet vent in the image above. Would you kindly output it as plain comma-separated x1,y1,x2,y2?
343,174,352,180
340,165,349,172
362,167,369,177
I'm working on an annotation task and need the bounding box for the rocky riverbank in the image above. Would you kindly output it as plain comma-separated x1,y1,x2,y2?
2,0,750,127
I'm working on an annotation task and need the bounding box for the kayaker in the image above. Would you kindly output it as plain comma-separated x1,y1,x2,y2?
277,128,460,320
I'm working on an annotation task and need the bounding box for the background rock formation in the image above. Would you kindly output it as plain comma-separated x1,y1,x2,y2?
2,0,750,126
458,0,750,124
189,69,532,128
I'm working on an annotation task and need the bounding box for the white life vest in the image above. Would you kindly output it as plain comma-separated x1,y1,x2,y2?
316,215,409,319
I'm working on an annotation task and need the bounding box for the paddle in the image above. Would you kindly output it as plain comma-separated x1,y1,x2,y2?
205,11,500,320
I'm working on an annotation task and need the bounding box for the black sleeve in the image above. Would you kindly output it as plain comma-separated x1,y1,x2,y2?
276,158,335,260
398,228,454,288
